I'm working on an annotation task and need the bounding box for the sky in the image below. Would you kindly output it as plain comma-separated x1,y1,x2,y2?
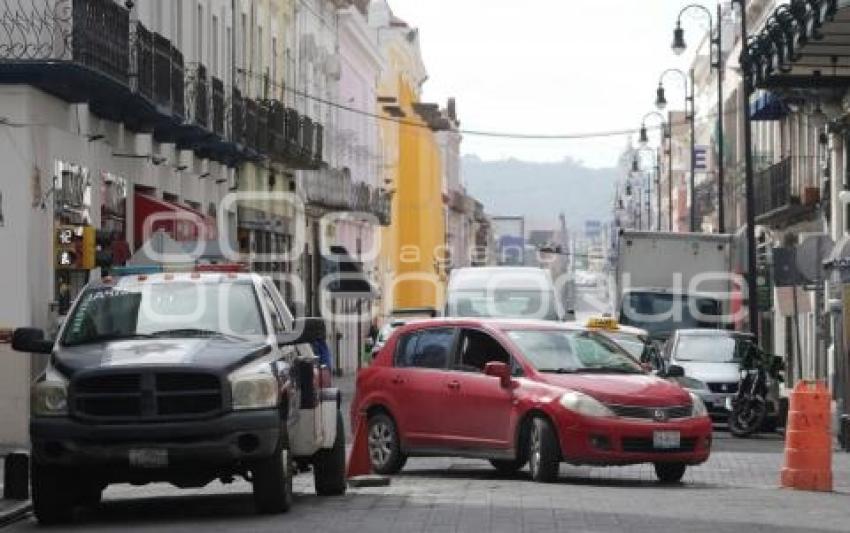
389,0,716,169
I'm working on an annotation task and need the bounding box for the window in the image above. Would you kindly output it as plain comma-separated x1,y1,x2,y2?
212,15,219,75
455,329,510,373
197,3,204,63
395,328,454,369
262,287,286,334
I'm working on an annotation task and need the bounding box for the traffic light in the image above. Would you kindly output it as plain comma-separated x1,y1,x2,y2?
55,225,95,270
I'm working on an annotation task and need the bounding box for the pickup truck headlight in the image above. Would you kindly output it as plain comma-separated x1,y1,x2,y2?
231,374,279,410
31,381,68,417
559,391,615,418
689,391,708,418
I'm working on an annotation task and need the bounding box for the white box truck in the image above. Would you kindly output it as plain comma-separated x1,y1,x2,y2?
615,231,735,339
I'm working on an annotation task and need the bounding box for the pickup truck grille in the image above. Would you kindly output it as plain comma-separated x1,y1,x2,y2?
606,404,692,420
71,370,224,422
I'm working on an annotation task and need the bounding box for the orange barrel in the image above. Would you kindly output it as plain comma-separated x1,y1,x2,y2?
780,380,832,492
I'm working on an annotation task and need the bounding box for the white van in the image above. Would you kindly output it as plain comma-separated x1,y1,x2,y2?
445,267,565,321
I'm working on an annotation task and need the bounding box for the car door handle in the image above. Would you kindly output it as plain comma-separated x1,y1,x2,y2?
391,376,406,385
447,380,460,390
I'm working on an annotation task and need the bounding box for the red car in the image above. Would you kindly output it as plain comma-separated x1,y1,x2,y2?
351,319,712,483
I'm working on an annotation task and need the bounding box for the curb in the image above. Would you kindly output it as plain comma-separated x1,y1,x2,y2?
0,500,31,528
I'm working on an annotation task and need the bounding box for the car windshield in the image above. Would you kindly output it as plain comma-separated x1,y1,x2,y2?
674,335,747,363
448,289,559,321
601,331,647,360
507,329,644,374
61,282,266,346
619,292,722,337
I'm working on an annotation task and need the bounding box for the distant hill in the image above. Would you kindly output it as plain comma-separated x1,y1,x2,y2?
461,155,619,232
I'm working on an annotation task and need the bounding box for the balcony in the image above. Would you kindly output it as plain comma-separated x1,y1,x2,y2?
243,98,258,152
153,33,172,109
300,116,315,163
754,156,819,227
186,63,209,129
256,100,269,155
0,0,130,120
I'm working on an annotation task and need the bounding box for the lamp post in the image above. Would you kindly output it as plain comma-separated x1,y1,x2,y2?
632,146,659,232
671,3,727,234
640,111,671,231
656,68,696,232
735,0,759,340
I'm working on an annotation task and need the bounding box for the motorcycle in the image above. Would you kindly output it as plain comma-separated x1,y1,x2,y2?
726,353,784,438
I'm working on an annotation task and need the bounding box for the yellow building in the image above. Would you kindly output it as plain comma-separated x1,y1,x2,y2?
373,4,446,313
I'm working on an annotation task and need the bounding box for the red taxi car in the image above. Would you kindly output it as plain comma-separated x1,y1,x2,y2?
352,319,711,483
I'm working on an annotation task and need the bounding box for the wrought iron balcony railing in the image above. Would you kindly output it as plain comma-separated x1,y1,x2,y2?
244,98,258,150
153,33,171,108
132,22,154,101
755,158,793,218
171,46,184,119
185,62,209,128
0,0,129,82
230,87,244,145
212,77,224,136
256,100,269,154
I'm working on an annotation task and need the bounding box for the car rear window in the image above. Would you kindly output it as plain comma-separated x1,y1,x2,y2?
394,328,454,369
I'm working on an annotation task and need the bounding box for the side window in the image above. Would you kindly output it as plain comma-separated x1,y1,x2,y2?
394,328,454,369
262,287,287,334
455,329,511,373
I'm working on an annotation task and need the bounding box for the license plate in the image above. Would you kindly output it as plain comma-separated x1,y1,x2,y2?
129,448,168,468
653,431,681,449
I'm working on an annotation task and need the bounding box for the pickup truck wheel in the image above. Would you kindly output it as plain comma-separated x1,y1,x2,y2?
313,411,347,496
31,463,75,525
654,462,687,484
368,413,406,475
252,435,294,514
528,417,560,483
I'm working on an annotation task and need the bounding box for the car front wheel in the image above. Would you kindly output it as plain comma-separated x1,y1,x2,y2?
654,462,687,484
367,413,406,475
528,417,560,483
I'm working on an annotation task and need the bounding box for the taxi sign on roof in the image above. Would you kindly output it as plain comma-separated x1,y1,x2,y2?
586,317,619,330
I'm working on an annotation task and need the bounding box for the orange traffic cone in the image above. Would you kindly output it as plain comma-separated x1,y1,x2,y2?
346,411,390,487
780,380,832,492
346,411,372,479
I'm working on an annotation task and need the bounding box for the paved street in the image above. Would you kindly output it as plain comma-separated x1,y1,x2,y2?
4,433,849,532
4,366,850,532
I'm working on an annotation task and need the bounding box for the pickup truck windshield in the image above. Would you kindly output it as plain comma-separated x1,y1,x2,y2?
61,282,265,346
448,290,559,321
619,291,721,337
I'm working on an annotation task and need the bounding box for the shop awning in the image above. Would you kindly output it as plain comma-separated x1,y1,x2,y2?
322,246,377,299
134,193,214,250
742,1,850,91
750,91,790,121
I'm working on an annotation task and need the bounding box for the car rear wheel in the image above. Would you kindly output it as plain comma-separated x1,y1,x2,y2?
313,411,347,496
367,413,406,475
654,462,687,484
528,417,560,483
31,463,75,525
252,434,294,514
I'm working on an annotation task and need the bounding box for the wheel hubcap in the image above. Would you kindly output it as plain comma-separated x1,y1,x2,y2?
530,426,541,475
368,422,393,466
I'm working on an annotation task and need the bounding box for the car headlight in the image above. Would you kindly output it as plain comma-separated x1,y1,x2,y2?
231,374,279,410
31,381,68,417
559,391,615,418
689,391,708,418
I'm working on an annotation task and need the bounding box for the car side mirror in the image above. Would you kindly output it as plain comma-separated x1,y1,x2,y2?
11,328,53,354
484,361,512,388
665,364,685,378
277,318,326,347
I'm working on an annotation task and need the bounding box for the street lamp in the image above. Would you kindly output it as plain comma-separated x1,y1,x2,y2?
632,146,659,232
656,68,696,232
670,3,727,234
